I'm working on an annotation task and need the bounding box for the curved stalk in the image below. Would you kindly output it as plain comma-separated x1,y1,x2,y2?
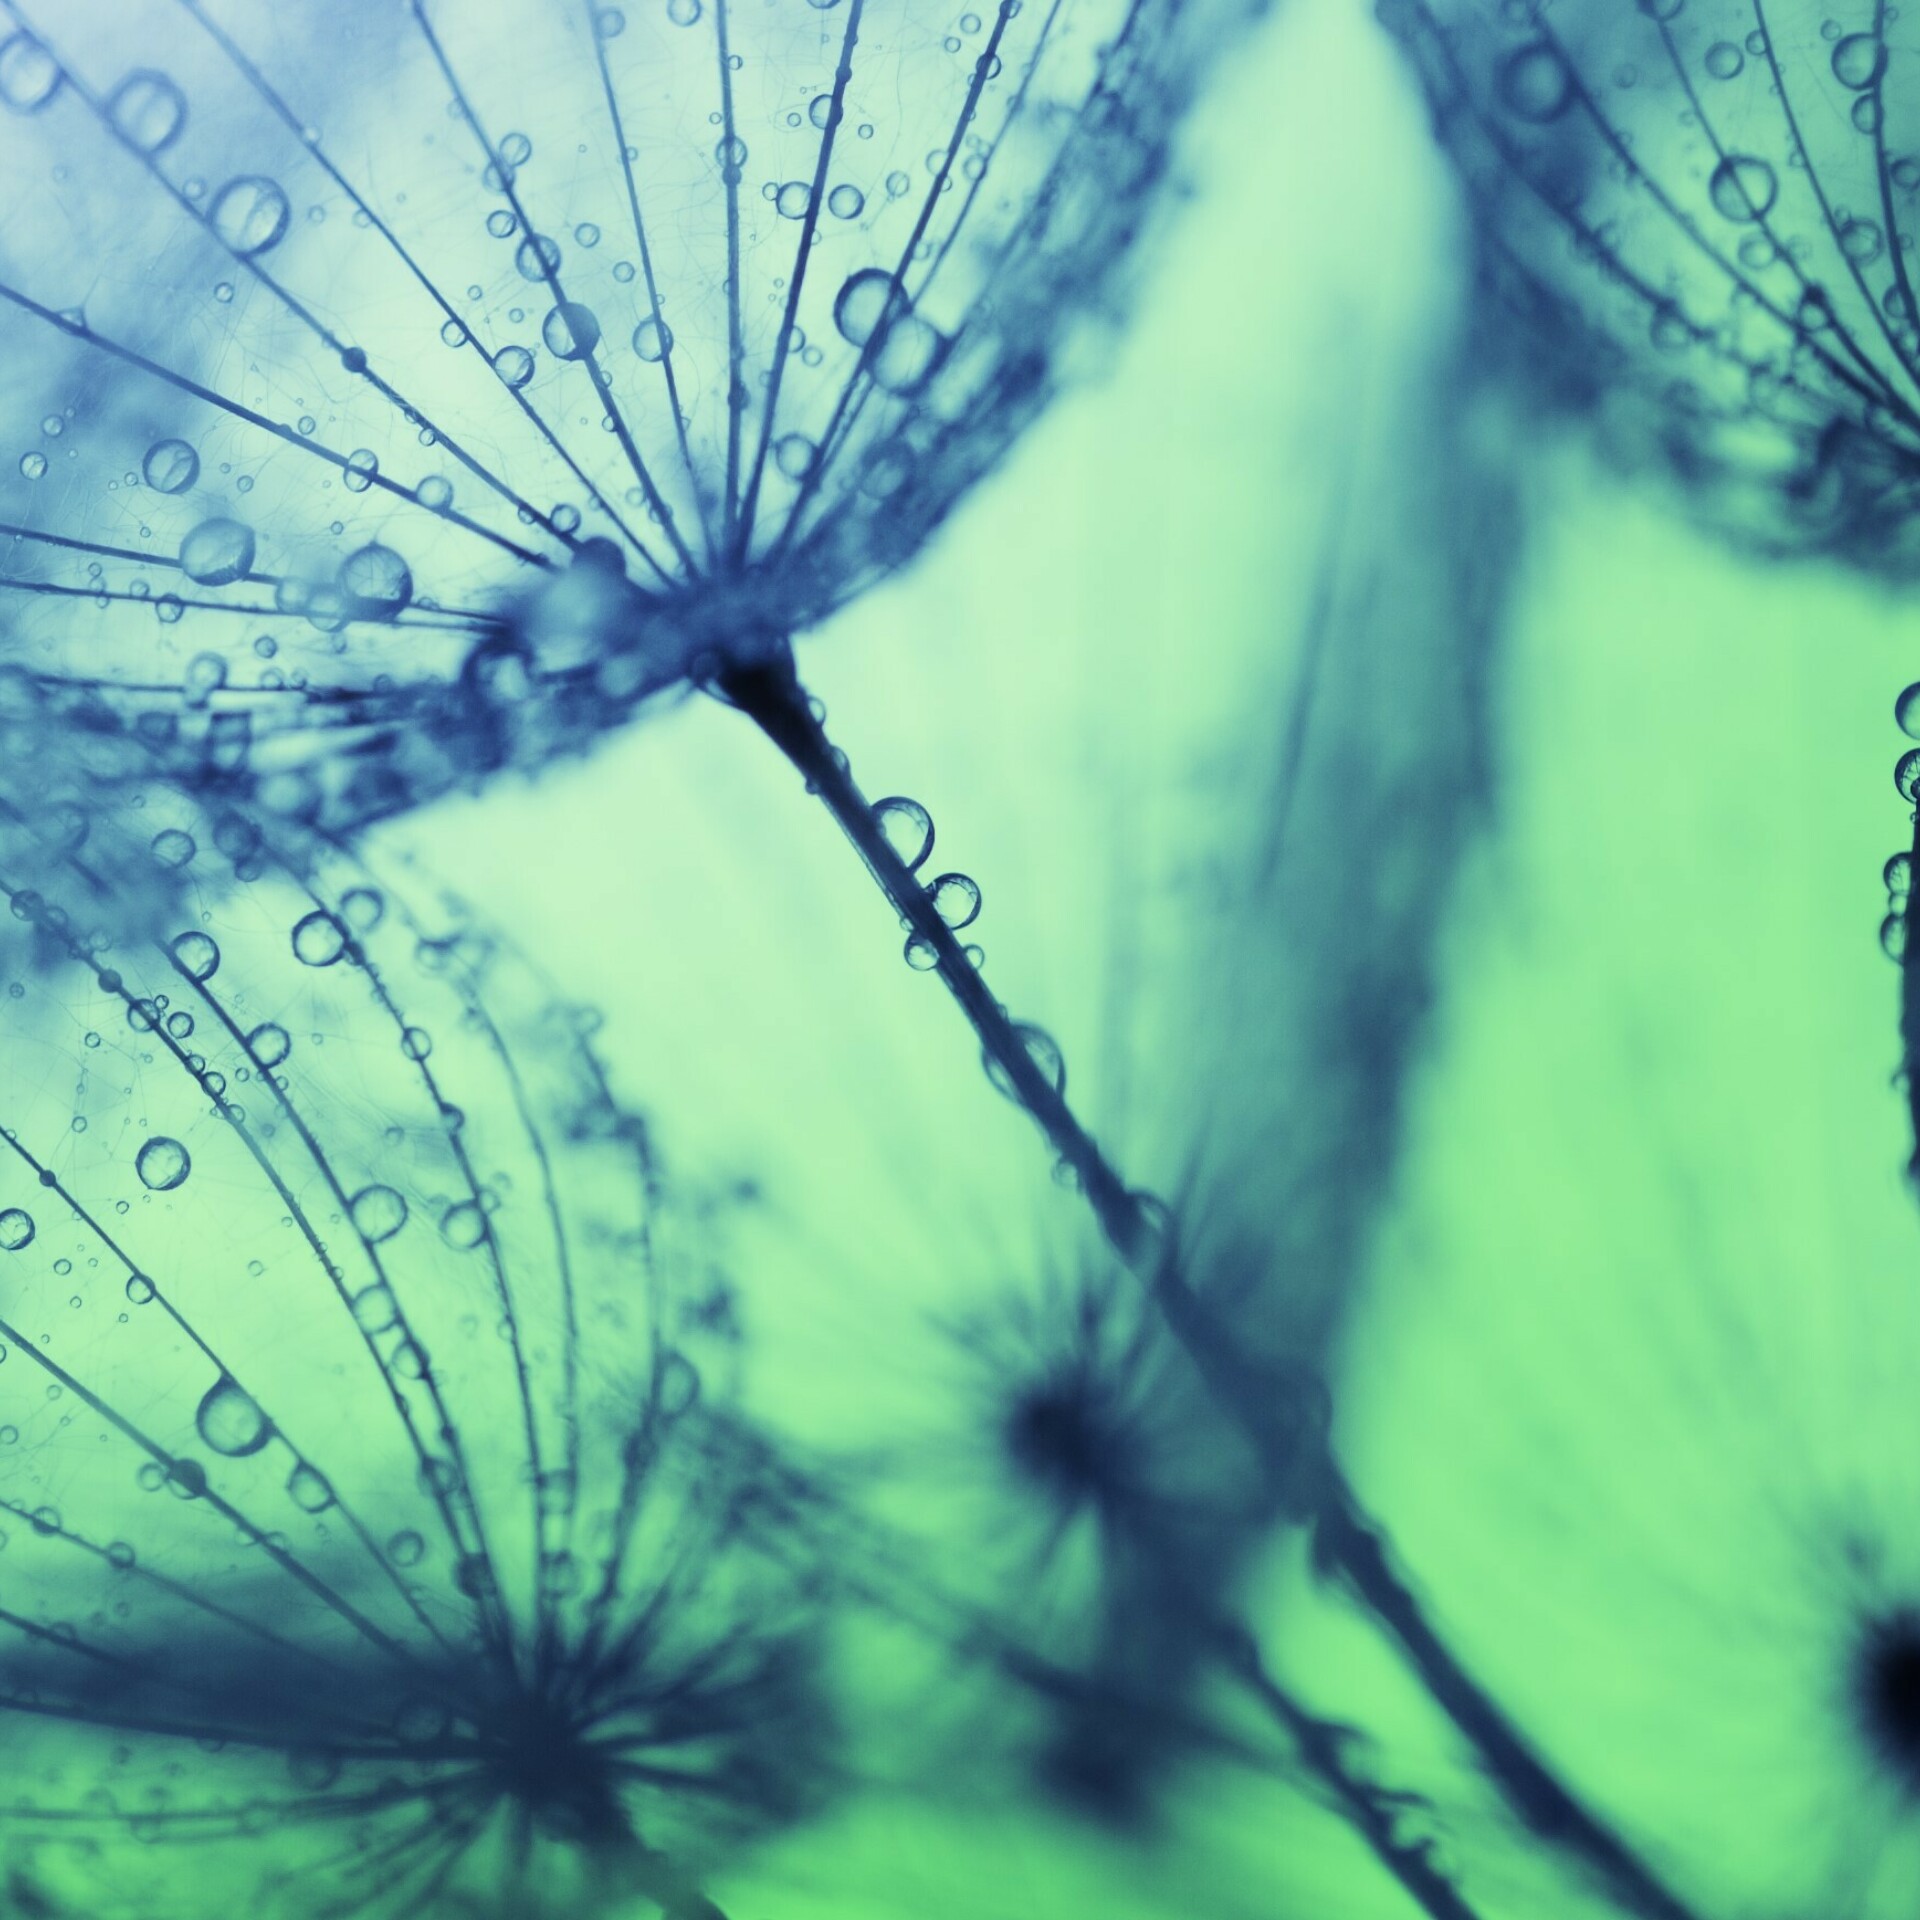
720,645,1698,1920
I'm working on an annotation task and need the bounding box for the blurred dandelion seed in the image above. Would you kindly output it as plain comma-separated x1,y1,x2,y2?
0,826,837,1918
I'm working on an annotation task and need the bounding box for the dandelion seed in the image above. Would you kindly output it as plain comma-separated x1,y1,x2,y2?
0,825,835,1918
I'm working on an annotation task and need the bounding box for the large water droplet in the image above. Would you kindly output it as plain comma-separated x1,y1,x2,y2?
108,70,187,154
632,315,673,362
350,1184,408,1244
927,871,982,930
136,1136,190,1192
179,517,256,587
1709,154,1778,223
872,795,933,871
984,1023,1067,1102
338,543,413,620
210,175,291,257
834,267,904,347
1495,41,1574,121
1833,31,1887,89
0,33,59,113
248,1021,291,1067
0,1208,33,1252
169,930,219,981
287,1463,335,1512
542,302,602,360
494,345,535,388
196,1376,269,1456
143,438,200,494
291,909,348,966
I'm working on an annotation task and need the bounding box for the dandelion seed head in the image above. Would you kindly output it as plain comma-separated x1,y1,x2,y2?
1389,0,1920,571
0,814,839,1916
0,0,1271,853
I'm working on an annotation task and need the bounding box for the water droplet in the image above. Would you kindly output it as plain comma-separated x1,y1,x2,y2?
389,1528,426,1566
143,438,200,494
834,267,904,347
291,909,348,966
417,474,454,512
338,543,413,620
1897,748,1920,802
136,1136,190,1192
776,180,811,218
247,1021,291,1067
1709,154,1778,223
440,1200,487,1249
873,796,934,870
0,1209,33,1252
828,183,865,219
0,33,60,113
108,70,187,154
17,452,45,480
904,934,940,970
1496,41,1573,120
1889,852,1913,895
1703,39,1744,78
542,301,602,360
1833,30,1887,88
984,1023,1066,1101
927,871,982,929
632,315,673,362
179,517,256,587
343,447,379,493
667,0,701,21
515,233,562,282
210,175,290,256
1884,911,1910,960
1896,683,1920,739
287,1463,335,1512
350,1282,398,1333
125,1274,155,1304
349,1184,408,1244
196,1376,269,1457
774,432,817,480
494,345,535,388
169,930,219,981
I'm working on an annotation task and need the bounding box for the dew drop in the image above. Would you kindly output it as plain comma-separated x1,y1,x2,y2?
125,1274,155,1305
287,1464,335,1512
291,909,348,966
0,1209,33,1252
828,183,865,219
632,315,673,362
834,267,903,347
169,930,219,981
440,1200,487,1249
1898,748,1920,802
1703,40,1744,78
389,1528,426,1567
343,447,379,492
984,1023,1066,1101
0,33,60,113
1896,682,1920,738
349,1184,408,1244
17,452,45,480
1709,153,1778,223
667,0,701,21
1885,911,1910,961
210,175,291,256
873,795,934,871
927,871,982,930
338,543,413,620
247,1021,291,1067
494,345,535,388
1496,41,1573,121
136,1136,190,1192
108,70,187,154
542,301,602,360
196,1376,270,1457
1833,31,1887,88
179,517,256,586
774,432,817,480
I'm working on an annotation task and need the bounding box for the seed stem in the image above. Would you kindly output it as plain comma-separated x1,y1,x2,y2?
722,646,1697,1920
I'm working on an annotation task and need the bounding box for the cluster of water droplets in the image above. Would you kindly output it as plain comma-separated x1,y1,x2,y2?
1389,0,1920,570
